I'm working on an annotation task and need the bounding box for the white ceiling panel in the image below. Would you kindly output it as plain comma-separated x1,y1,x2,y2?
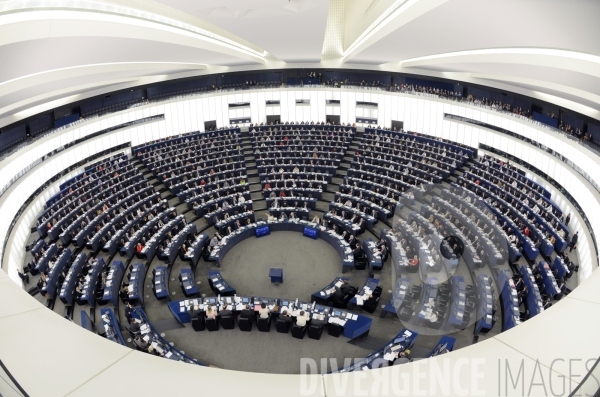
151,0,331,62
350,0,600,64
0,37,247,83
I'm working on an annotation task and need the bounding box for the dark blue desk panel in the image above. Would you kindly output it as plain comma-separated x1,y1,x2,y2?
332,329,417,372
180,268,199,297
141,215,186,260
363,238,383,275
498,270,521,331
382,277,410,318
34,244,57,274
329,201,377,229
427,336,456,357
552,256,569,280
100,308,126,346
183,233,209,268
127,263,145,304
102,260,125,307
153,266,169,299
416,277,440,326
520,265,544,317
269,268,283,283
42,248,71,299
311,277,349,304
121,208,174,258
59,252,87,306
166,223,197,265
80,258,105,308
207,270,236,296
474,274,494,334
131,307,203,365
445,276,467,329
208,220,354,271
348,278,379,307
537,261,561,299
324,212,360,236
80,310,94,333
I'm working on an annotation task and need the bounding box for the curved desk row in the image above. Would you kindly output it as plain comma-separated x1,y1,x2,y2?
127,263,146,305
168,296,372,340
99,308,126,346
41,248,72,299
80,258,105,308
498,270,521,331
332,329,418,373
59,252,88,306
183,233,209,268
130,308,203,365
208,220,354,271
101,260,125,307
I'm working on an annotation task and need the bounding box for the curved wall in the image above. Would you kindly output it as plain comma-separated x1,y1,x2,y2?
0,88,599,396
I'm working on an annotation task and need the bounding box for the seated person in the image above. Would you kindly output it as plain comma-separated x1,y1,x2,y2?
364,293,377,307
218,304,232,317
133,335,149,350
206,307,217,320
129,321,141,334
279,310,293,323
391,350,412,365
240,304,255,321
17,269,29,284
295,310,309,327
258,303,270,319
339,279,352,295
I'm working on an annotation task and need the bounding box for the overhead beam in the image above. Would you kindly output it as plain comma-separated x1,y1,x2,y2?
341,0,448,64
401,48,600,79
0,9,269,64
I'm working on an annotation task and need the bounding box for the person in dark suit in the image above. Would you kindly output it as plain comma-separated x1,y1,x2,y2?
568,232,578,252
218,304,232,317
124,301,133,323
543,298,552,310
280,310,293,323
129,321,140,334
17,269,29,284
339,280,352,296
240,304,255,321
364,293,377,307
331,287,344,302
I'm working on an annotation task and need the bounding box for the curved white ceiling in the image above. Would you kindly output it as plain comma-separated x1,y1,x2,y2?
0,0,599,129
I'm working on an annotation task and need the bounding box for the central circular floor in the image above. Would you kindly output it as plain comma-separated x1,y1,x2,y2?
219,231,351,299
164,232,377,374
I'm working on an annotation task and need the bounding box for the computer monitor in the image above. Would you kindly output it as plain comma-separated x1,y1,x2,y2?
282,301,289,306
334,311,341,316
242,298,249,303
209,298,216,303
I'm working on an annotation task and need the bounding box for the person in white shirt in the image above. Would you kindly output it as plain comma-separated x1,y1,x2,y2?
258,303,270,319
295,311,309,327
238,194,246,204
